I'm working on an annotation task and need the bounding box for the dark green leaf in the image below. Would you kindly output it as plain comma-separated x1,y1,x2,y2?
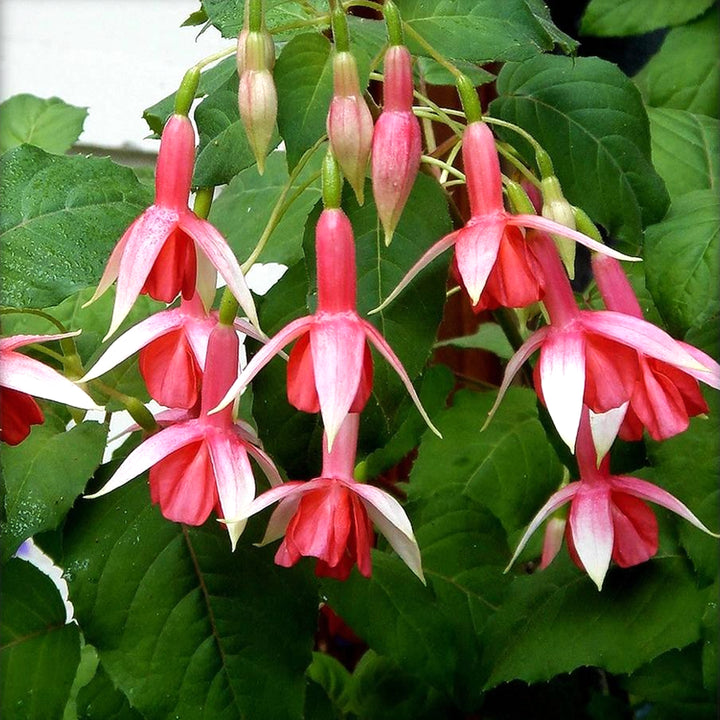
395,0,554,63
209,149,323,266
435,322,514,358
701,582,718,692
644,391,719,585
76,663,142,720
143,56,237,135
648,108,719,198
0,94,87,154
491,54,669,250
580,0,715,37
306,652,354,716
1,422,107,561
524,0,579,54
481,555,709,688
62,479,318,720
408,388,564,538
417,57,495,87
323,491,510,710
0,146,152,309
634,8,720,118
193,86,281,187
0,559,81,720
201,0,324,39
644,189,719,335
274,33,334,170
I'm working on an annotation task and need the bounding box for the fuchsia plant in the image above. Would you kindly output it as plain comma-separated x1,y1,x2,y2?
2,0,718,716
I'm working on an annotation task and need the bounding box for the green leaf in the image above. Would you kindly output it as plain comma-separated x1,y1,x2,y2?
523,0,579,55
481,555,709,688
644,189,719,335
306,652,354,716
0,146,152,309
648,108,719,198
580,0,715,37
634,8,720,118
418,57,495,87
1,422,108,561
644,391,719,585
143,56,237,135
181,8,209,27
395,0,554,63
274,33,334,170
76,663,142,720
193,87,281,187
408,388,564,539
491,54,669,249
201,0,324,39
0,94,87,155
435,322,514,359
209,149,323,267
1,558,81,720
62,480,318,720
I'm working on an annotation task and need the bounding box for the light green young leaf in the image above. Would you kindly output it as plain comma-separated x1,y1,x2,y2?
580,0,715,37
634,8,719,118
0,94,87,154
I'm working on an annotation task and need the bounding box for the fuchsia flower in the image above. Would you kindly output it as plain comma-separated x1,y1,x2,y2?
488,232,720,451
371,44,422,245
86,323,279,548
227,413,424,581
507,408,718,590
81,293,261,410
374,121,636,314
213,207,439,449
87,113,258,338
0,332,100,445
327,50,374,205
592,253,711,441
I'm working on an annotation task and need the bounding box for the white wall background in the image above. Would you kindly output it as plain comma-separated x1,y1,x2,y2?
0,0,229,151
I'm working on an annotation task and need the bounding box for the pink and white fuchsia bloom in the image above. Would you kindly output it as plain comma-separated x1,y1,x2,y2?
86,113,258,338
0,332,100,445
507,408,718,590
213,207,440,449
227,413,424,581
371,44,421,245
81,292,262,410
374,121,638,314
488,232,720,452
86,323,279,549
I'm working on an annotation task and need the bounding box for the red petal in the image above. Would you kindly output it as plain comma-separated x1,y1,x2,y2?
287,333,320,413
141,228,197,303
0,387,44,445
610,492,658,568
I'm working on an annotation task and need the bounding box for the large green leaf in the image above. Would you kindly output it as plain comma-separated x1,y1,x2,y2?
62,479,318,720
634,8,719,118
1,422,107,561
395,0,554,63
0,146,152,309
644,189,719,335
209,149,323,267
76,663,143,720
648,108,719,199
1,559,81,720
491,54,669,249
580,0,715,37
0,94,87,154
201,0,324,39
481,555,709,688
523,0,579,55
322,492,510,710
644,391,719,586
274,33,334,170
408,388,563,538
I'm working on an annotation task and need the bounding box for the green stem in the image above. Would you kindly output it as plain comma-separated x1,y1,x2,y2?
331,4,350,52
483,116,550,174
402,22,460,77
0,307,68,333
174,67,201,116
247,0,264,32
94,381,158,433
193,187,214,219
421,154,465,181
456,74,481,123
383,1,404,45
496,143,540,187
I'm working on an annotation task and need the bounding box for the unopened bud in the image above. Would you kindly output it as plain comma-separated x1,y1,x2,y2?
327,52,373,204
237,28,275,75
238,64,277,174
541,175,576,279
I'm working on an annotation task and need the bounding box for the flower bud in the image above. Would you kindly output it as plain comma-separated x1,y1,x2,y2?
371,45,421,245
236,27,275,76
154,114,196,209
327,51,373,205
541,175,576,279
238,33,277,175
